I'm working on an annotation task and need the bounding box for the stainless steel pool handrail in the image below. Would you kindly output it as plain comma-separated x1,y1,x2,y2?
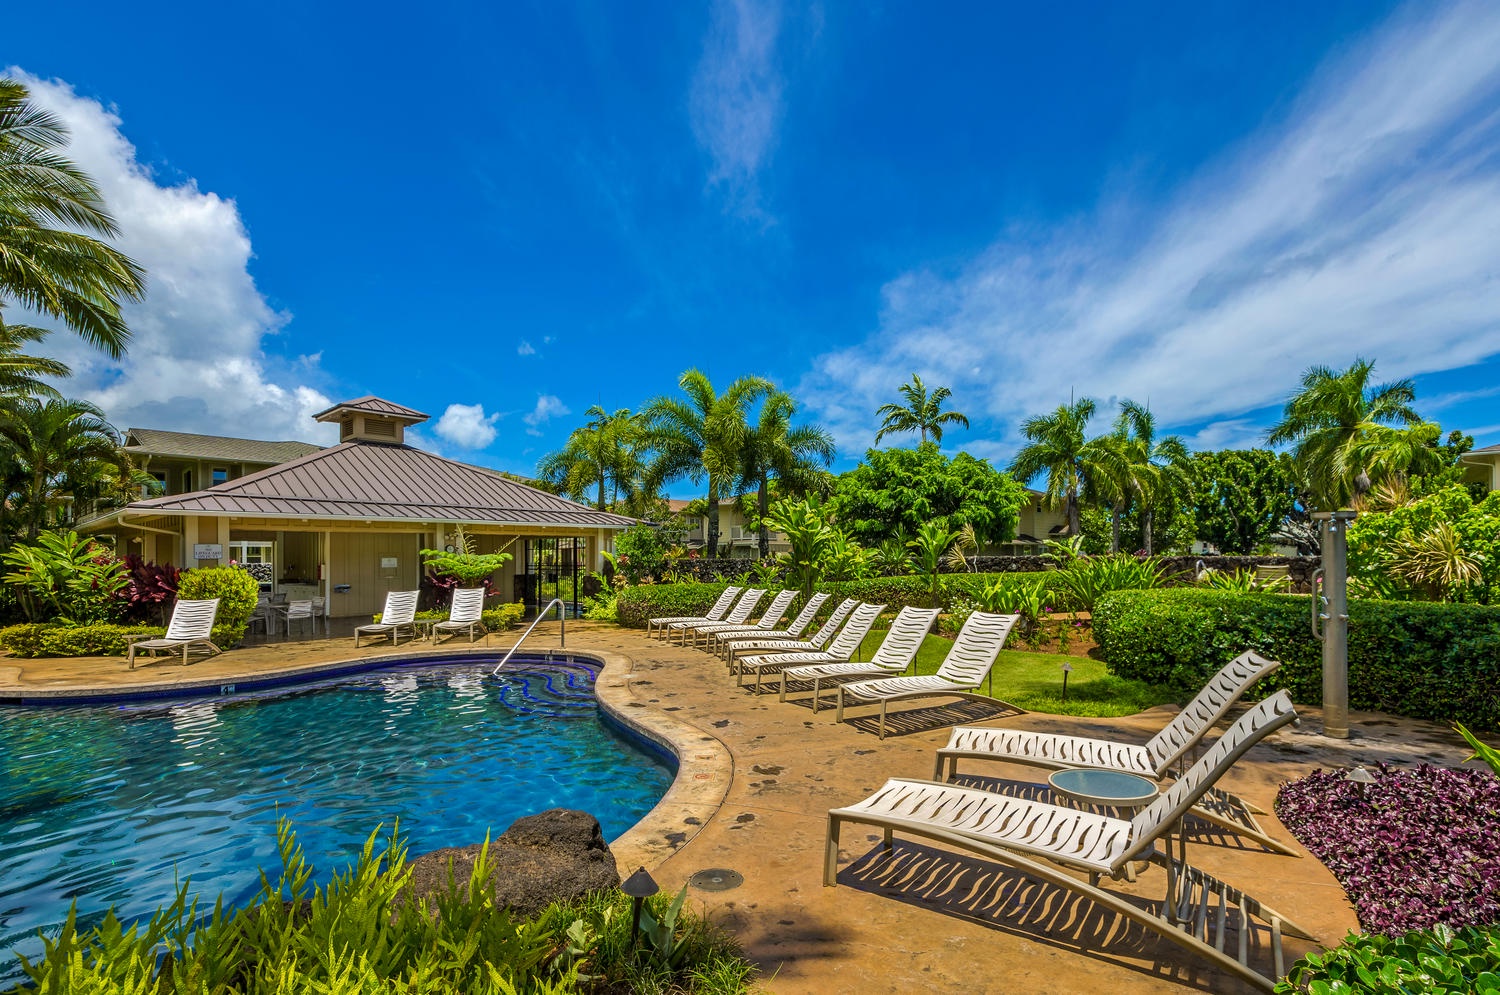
493,598,566,675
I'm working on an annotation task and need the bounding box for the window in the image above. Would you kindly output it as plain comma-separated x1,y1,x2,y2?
182,470,193,492
143,471,167,498
212,467,228,486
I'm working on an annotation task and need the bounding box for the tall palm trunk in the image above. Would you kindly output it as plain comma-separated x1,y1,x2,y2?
707,487,721,557
597,475,607,511
757,476,771,559
1066,490,1080,537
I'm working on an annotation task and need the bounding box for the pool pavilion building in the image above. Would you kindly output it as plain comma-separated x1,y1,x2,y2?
79,397,635,619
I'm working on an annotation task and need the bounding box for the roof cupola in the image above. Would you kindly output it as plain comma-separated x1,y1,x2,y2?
312,397,429,445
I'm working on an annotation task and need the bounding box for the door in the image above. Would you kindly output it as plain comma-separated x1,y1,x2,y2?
329,532,421,617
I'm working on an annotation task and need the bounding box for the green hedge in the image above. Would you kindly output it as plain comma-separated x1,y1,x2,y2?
1277,924,1500,994
0,622,167,657
1093,589,1500,729
615,573,1062,629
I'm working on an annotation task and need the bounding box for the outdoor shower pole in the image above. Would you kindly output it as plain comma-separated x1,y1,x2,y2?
1312,510,1355,739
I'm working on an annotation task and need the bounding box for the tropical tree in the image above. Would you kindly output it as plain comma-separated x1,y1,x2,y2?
0,321,70,397
737,389,835,558
828,443,1025,547
642,369,772,557
1009,398,1109,537
537,406,644,511
0,79,145,357
0,396,129,540
1186,449,1298,554
873,373,970,446
1265,359,1423,510
1110,400,1191,554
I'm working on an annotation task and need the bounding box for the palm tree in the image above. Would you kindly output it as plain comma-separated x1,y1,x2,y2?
1266,359,1422,510
0,321,70,397
1112,400,1191,554
537,406,643,511
738,390,836,558
642,369,772,557
0,80,146,357
874,373,970,446
0,396,129,540
1008,398,1107,537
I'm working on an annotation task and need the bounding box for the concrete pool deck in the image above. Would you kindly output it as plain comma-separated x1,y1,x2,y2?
0,624,1480,993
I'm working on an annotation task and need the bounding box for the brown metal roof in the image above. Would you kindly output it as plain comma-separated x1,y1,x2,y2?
124,428,324,464
312,396,430,422
1471,443,1500,454
126,441,634,529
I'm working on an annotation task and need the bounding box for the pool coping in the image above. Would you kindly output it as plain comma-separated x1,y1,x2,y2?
0,645,732,875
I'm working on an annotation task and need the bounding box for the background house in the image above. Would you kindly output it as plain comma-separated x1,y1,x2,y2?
80,397,634,618
668,498,790,558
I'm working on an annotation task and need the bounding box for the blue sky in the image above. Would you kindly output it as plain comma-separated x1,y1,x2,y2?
6,0,1500,486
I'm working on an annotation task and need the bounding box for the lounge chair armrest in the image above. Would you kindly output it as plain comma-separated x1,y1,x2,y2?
122,633,157,644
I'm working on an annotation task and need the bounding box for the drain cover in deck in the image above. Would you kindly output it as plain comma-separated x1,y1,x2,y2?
687,868,743,892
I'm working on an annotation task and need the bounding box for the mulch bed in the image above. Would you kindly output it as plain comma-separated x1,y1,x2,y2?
1275,764,1500,935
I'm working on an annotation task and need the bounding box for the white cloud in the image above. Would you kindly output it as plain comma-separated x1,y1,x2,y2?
690,0,784,219
522,394,570,436
799,2,1500,458
517,340,536,356
434,402,501,449
7,70,337,444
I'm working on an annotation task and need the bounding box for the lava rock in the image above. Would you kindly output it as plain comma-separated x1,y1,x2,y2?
409,808,621,916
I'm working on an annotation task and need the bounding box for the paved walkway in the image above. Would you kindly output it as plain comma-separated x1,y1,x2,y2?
0,625,1477,993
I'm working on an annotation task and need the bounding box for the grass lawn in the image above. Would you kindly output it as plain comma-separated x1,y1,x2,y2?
855,632,1178,718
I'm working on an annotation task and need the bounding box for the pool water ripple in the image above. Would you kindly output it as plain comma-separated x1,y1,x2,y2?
0,658,673,975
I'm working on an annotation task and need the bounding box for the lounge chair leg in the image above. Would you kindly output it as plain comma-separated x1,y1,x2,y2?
809,679,820,714
824,816,842,886
878,702,887,740
835,688,845,723
882,826,893,851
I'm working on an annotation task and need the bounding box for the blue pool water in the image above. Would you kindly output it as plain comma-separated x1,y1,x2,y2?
0,657,674,974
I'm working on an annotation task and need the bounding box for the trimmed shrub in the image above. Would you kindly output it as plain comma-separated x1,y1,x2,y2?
378,605,528,630
614,573,1064,628
0,622,165,658
617,582,729,629
176,566,260,646
1093,588,1500,728
1277,925,1500,994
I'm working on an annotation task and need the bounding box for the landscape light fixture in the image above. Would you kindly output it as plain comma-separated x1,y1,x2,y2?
621,866,659,948
1060,661,1073,702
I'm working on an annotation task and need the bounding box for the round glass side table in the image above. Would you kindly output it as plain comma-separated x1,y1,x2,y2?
1047,769,1160,883
1047,768,1159,813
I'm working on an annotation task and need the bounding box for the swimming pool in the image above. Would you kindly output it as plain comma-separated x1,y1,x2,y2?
0,656,675,974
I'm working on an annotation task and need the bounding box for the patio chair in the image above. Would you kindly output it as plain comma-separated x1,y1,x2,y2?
435,588,487,643
646,586,742,639
824,691,1310,992
354,590,420,647
710,592,830,658
736,601,887,692
311,596,327,634
780,606,939,712
686,588,797,648
284,599,316,639
247,595,273,636
835,611,1017,739
666,588,765,645
126,598,222,669
934,650,1296,855
722,597,858,670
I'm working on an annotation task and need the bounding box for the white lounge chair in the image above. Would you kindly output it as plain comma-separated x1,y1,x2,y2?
736,601,887,692
646,586,742,639
781,606,939,712
667,588,765,645
836,611,1017,738
710,592,830,657
723,597,858,670
824,691,1310,992
687,589,797,648
935,650,1296,855
126,598,222,669
435,588,487,643
354,590,420,647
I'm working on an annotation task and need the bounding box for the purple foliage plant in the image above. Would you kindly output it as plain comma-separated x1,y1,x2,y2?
1276,764,1500,935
